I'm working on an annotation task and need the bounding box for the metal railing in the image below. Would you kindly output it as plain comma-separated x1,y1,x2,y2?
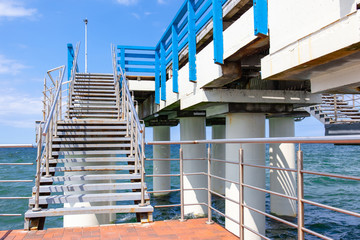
147,135,360,240
112,44,147,206
0,145,34,217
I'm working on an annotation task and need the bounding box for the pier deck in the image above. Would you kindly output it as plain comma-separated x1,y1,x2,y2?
0,218,237,240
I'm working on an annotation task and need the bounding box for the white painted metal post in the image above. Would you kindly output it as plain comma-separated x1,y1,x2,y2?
84,18,88,73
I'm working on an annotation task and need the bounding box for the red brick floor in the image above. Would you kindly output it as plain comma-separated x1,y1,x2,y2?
0,218,238,240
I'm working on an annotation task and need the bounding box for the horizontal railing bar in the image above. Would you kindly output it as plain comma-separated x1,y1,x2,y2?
184,202,207,207
302,170,360,181
183,172,207,176
154,204,181,208
210,158,238,165
184,188,207,191
243,204,298,229
242,183,298,201
148,189,180,194
209,190,239,205
302,227,333,240
117,45,156,51
209,205,240,225
145,158,180,161
302,199,360,217
242,224,271,240
0,144,34,148
0,197,32,200
242,163,297,173
0,180,32,183
209,174,239,185
147,135,360,145
0,163,33,166
146,174,180,177
0,214,22,217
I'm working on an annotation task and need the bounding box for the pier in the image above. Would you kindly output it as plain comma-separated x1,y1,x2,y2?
0,0,360,239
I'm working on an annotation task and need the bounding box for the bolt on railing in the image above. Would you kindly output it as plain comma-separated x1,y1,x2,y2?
146,135,360,240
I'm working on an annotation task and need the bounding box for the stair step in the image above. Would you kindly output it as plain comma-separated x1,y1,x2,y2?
72,97,116,101
53,143,130,148
74,85,115,89
33,182,142,193
57,120,126,125
49,157,135,164
29,192,149,205
42,165,136,173
75,82,114,86
53,137,130,143
25,205,153,218
40,173,141,183
71,105,118,109
52,150,130,156
69,109,118,113
69,114,119,119
72,101,116,105
57,125,126,130
72,93,116,97
74,89,116,93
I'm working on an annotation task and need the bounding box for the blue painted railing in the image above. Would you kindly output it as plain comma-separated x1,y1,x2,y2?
117,0,268,105
67,44,79,80
117,46,156,76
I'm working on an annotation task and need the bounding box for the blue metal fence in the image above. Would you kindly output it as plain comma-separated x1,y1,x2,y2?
117,0,268,105
67,44,79,80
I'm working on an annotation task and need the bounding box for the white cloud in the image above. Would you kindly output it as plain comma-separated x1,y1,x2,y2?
0,0,37,18
116,0,138,6
157,0,166,4
0,91,42,116
131,12,140,20
0,55,29,75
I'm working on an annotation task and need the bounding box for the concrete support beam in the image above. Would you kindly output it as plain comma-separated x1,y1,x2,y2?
225,113,265,239
153,126,171,196
269,118,296,217
211,125,225,194
180,117,207,216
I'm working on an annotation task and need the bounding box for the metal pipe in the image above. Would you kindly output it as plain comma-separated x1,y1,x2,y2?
139,124,146,206
154,204,181,208
84,18,88,73
242,183,298,201
242,162,297,173
301,170,360,181
0,144,34,148
33,126,42,212
297,145,304,240
239,147,244,240
179,147,185,222
206,144,213,224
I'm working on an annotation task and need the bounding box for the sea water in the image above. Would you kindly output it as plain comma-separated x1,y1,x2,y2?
0,144,359,239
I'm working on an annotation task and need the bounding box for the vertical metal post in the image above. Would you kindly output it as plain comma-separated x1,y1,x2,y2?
59,80,62,121
172,24,179,93
297,144,304,240
140,125,146,206
239,147,244,240
179,147,185,222
206,144,214,224
212,0,224,64
160,42,166,101
188,0,197,82
43,78,46,121
134,126,139,174
84,18,88,73
155,49,160,104
33,126,42,212
334,95,338,122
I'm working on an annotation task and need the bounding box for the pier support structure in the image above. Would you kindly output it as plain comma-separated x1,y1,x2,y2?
180,116,207,216
225,113,265,239
269,117,296,217
152,126,171,196
211,124,225,195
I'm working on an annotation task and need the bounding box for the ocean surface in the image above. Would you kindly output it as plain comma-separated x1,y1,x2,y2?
0,144,359,239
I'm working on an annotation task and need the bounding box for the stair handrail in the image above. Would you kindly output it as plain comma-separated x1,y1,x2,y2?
67,42,81,118
111,44,147,206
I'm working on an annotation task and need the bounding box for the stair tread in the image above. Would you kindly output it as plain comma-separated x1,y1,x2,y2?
53,137,131,143
56,131,126,135
53,143,130,148
49,157,135,164
29,192,149,204
40,173,141,183
25,205,153,218
52,150,131,156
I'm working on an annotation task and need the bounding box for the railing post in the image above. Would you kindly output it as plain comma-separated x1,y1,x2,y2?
297,144,304,240
134,125,139,174
33,125,43,212
206,144,214,224
334,94,338,122
179,147,185,222
139,124,146,206
239,147,244,240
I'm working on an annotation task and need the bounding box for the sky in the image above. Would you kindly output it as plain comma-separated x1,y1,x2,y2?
0,0,324,144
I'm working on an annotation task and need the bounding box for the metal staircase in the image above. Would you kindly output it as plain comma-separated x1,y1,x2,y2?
24,44,153,230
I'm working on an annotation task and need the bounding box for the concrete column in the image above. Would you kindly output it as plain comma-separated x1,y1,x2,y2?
269,117,296,217
225,113,265,239
180,117,207,216
153,126,171,196
211,125,225,195
64,160,115,227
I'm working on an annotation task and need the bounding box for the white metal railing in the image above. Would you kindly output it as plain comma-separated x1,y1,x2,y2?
319,94,360,123
32,43,80,212
111,44,147,206
147,135,360,240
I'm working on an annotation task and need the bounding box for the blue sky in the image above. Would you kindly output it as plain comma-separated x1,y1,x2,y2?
0,0,324,144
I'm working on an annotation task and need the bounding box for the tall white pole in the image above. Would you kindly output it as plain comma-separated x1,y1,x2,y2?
84,18,88,73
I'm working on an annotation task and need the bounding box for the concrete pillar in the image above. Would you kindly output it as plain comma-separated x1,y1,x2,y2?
153,126,171,196
211,125,225,195
269,117,296,217
180,117,207,216
225,113,265,239
64,160,115,227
